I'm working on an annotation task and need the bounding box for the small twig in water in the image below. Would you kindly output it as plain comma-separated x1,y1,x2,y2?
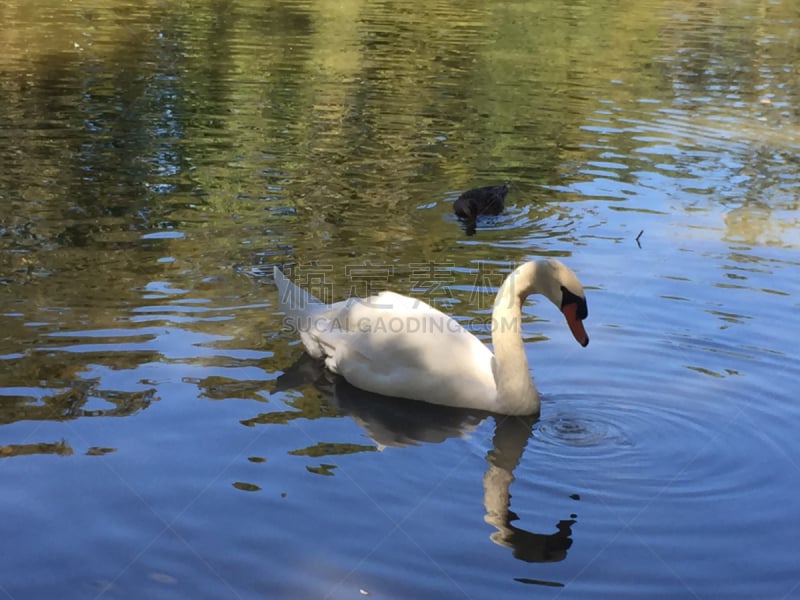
635,229,644,248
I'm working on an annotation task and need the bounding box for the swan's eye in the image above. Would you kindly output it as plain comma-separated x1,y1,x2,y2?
560,286,588,320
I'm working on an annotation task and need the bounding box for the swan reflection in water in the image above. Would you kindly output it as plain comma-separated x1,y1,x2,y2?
275,353,576,566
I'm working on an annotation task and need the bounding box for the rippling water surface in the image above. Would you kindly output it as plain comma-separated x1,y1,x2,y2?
2,1,800,598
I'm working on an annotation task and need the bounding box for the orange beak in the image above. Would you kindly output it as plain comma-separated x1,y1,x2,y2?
561,303,589,347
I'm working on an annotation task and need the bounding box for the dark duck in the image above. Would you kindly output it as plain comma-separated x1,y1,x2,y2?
453,183,508,235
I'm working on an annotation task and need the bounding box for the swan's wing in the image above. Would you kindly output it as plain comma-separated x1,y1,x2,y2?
275,266,344,358
274,266,326,322
311,291,498,410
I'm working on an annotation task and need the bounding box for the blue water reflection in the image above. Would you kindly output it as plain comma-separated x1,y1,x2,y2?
2,0,800,598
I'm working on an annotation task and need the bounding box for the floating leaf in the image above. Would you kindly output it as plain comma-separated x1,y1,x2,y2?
306,464,337,476
232,481,261,492
86,446,117,456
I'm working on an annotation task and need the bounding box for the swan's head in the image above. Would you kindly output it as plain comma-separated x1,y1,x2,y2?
535,259,589,347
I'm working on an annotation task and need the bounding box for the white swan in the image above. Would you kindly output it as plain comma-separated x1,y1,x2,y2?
273,259,588,416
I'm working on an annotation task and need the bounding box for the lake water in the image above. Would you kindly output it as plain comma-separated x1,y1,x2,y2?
2,0,800,598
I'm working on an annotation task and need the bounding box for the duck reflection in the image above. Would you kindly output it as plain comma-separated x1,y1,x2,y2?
275,353,576,564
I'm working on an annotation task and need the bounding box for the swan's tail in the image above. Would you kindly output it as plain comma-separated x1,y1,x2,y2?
273,266,326,330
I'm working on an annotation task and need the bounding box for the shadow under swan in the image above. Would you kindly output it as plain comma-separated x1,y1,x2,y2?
275,353,576,565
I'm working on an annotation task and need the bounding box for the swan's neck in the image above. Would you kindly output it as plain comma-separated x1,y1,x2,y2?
491,262,541,415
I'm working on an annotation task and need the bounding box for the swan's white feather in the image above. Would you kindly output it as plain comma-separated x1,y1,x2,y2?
275,267,497,410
